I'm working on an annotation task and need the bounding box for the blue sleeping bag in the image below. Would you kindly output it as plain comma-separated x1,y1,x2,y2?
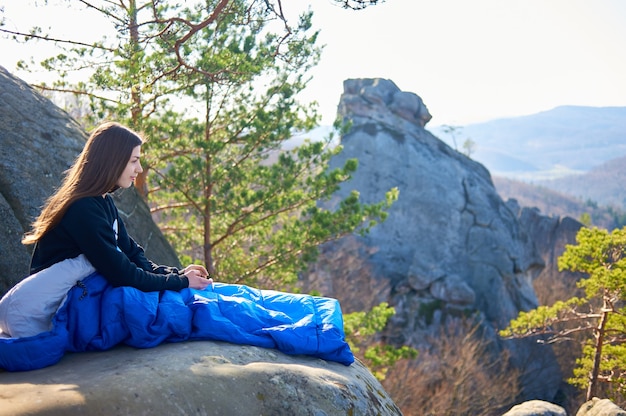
0,273,354,371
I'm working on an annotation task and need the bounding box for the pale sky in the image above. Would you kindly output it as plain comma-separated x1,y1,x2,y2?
2,0,626,127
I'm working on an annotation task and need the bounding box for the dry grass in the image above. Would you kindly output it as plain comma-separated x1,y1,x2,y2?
383,318,522,416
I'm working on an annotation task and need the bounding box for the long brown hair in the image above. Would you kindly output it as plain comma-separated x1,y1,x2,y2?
22,122,144,245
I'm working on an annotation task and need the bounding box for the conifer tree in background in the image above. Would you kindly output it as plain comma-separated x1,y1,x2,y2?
501,226,626,403
2,0,396,288
141,1,397,287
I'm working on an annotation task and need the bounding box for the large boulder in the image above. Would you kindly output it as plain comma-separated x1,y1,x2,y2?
576,398,626,416
301,78,561,401
0,66,180,296
0,341,400,415
502,400,567,416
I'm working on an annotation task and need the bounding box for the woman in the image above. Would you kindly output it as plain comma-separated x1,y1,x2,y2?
1,122,212,338
0,121,354,367
22,121,212,292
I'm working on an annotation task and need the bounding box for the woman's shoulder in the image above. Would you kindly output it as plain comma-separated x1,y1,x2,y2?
65,196,113,219
69,196,106,210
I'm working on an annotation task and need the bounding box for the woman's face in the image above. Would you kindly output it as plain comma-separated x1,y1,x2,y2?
116,145,143,189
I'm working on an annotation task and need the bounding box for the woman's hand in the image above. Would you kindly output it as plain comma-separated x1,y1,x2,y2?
182,264,209,277
186,273,213,290
183,264,213,290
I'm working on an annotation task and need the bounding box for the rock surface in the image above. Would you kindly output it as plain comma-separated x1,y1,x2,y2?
0,341,400,416
0,65,180,296
511,204,582,281
502,400,567,416
510,202,584,304
301,78,562,401
576,397,626,416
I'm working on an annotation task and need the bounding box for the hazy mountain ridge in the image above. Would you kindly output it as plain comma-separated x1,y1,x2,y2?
425,105,626,222
493,176,626,230
537,154,626,211
429,105,626,181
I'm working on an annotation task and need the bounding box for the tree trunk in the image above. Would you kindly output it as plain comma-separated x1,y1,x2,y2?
587,297,609,400
203,92,215,276
128,0,149,198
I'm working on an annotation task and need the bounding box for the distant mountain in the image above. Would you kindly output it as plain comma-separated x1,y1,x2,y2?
429,106,626,181
537,154,626,210
493,176,625,230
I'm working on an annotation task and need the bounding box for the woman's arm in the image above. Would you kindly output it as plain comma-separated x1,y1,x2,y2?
115,216,179,275
112,199,212,289
64,198,189,292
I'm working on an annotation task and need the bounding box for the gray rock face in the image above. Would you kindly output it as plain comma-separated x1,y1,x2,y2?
0,66,180,296
0,341,400,416
336,78,543,327
513,203,584,299
502,400,567,416
576,398,626,416
340,78,432,128
302,78,561,400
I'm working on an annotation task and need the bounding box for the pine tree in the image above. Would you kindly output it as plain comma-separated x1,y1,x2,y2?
501,226,626,401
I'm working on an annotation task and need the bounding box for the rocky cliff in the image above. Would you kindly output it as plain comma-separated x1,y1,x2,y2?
301,78,563,401
508,201,584,305
0,66,180,295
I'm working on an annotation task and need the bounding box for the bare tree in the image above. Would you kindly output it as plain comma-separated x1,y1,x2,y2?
384,318,521,416
331,0,385,10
